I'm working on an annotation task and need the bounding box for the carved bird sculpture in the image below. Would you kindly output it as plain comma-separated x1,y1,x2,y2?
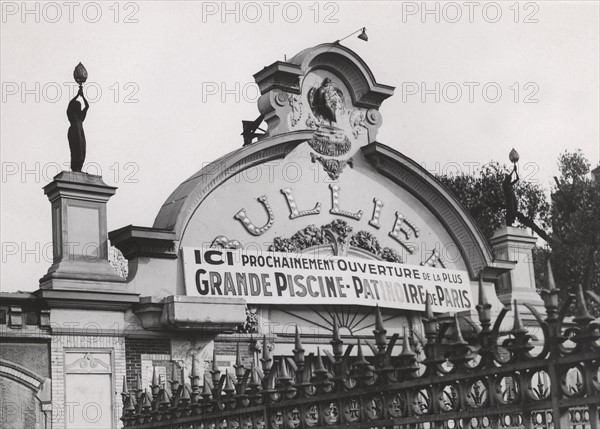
308,78,345,125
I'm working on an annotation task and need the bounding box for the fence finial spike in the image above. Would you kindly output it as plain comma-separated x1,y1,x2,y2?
315,347,326,372
249,360,261,388
180,382,191,401
574,283,594,325
223,370,235,394
423,292,438,337
400,327,415,357
452,313,467,345
294,325,304,351
425,293,434,319
546,259,556,291
234,343,246,380
476,272,492,329
202,373,213,398
541,260,560,321
136,371,142,390
157,382,171,405
512,300,526,334
171,361,178,382
152,366,159,387
261,335,273,373
375,304,385,332
278,355,291,381
293,325,305,370
332,317,341,341
191,354,199,377
126,392,136,411
262,335,270,360
331,317,344,357
355,339,368,366
478,272,489,306
122,375,128,394
235,342,242,366
374,304,387,350
212,347,219,373
142,389,152,409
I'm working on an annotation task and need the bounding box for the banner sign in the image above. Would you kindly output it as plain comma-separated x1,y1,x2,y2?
182,247,473,312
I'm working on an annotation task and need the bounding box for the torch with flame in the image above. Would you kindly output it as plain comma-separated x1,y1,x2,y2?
73,62,88,90
509,148,519,172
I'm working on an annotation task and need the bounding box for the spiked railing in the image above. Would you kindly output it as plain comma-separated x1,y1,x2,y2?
122,262,600,429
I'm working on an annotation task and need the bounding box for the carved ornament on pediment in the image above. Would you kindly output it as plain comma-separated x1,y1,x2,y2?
310,153,354,181
65,353,111,373
211,235,242,249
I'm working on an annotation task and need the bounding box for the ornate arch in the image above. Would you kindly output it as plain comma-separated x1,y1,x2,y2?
0,358,46,392
0,358,51,428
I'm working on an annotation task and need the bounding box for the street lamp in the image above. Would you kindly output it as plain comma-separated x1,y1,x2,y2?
335,27,368,44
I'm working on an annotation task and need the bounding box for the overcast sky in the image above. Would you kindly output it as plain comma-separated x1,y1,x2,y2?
1,1,598,293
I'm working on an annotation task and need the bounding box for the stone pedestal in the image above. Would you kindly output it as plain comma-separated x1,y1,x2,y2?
39,171,126,291
490,226,545,315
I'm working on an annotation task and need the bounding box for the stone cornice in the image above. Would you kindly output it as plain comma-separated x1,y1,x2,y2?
490,226,538,247
0,292,38,302
109,225,177,259
33,288,139,311
43,171,116,203
133,295,246,332
253,61,303,94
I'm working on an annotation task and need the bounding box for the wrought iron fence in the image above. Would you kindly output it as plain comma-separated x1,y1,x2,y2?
121,263,600,429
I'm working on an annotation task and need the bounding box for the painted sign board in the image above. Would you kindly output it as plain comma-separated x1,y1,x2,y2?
182,247,473,313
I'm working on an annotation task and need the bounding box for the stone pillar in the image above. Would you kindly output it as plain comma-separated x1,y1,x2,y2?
39,171,125,290
490,226,545,314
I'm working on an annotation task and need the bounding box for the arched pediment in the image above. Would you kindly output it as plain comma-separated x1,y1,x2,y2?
253,43,394,142
151,42,494,280
153,137,493,279
285,43,395,109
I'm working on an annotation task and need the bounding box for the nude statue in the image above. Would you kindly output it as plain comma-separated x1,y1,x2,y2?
67,87,89,172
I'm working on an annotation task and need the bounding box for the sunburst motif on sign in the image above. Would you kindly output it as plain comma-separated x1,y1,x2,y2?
277,305,405,337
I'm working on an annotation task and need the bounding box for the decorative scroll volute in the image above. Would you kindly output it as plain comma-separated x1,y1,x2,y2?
65,352,111,373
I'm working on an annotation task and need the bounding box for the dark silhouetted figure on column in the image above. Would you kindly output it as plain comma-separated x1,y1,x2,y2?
502,164,519,227
67,87,89,172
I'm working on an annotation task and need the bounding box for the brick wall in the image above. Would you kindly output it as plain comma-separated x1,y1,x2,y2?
123,338,256,393
124,338,170,390
214,340,254,368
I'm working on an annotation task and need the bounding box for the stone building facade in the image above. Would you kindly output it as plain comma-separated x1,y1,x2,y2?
0,43,544,428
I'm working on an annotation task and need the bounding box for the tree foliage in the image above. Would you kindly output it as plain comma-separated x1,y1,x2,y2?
437,152,599,315
436,162,550,240
546,150,599,311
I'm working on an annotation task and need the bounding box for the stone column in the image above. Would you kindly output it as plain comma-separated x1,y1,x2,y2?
490,226,545,315
39,171,125,290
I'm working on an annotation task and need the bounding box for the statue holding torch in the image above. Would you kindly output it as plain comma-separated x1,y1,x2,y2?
67,62,89,172
502,148,520,227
